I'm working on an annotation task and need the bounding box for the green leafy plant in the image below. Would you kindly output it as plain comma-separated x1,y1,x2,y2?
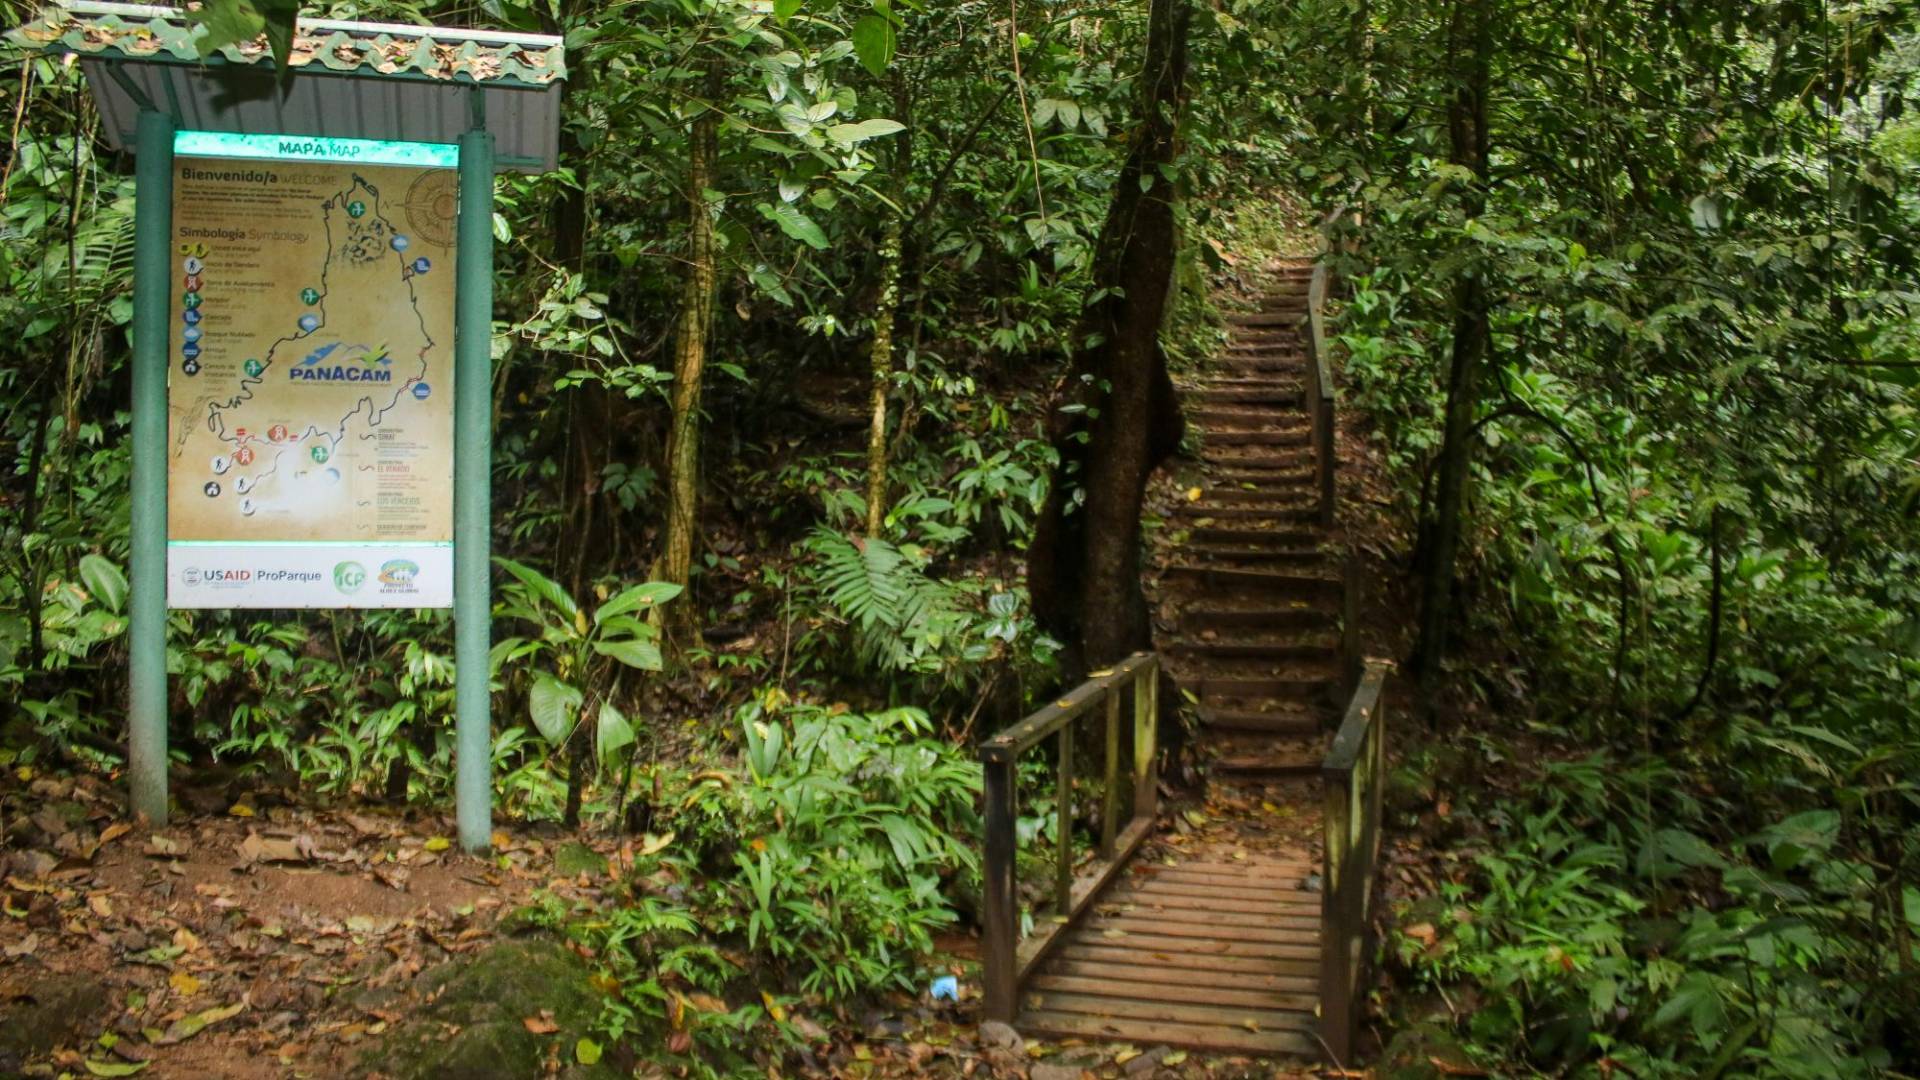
493,559,682,826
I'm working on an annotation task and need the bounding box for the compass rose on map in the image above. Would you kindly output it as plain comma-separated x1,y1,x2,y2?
403,170,458,249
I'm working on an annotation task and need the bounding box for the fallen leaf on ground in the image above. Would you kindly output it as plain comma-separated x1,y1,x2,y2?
237,832,310,865
522,1013,558,1035
156,1001,244,1045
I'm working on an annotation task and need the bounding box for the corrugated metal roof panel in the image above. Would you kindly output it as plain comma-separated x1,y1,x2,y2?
18,2,564,173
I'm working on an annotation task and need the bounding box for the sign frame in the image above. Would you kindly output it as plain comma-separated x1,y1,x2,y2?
163,130,461,611
127,109,496,852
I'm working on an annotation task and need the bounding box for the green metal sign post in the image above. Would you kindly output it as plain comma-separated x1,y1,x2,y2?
454,127,496,852
128,108,173,825
18,2,565,854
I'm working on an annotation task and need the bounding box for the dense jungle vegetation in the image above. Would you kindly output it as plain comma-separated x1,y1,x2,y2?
2,0,1918,1076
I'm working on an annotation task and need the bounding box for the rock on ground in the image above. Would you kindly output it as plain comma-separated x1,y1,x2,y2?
362,935,620,1080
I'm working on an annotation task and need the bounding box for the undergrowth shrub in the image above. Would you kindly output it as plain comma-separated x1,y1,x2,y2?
550,696,979,1075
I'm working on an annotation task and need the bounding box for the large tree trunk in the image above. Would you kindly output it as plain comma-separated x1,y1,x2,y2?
1411,0,1493,716
1028,0,1190,675
653,65,721,652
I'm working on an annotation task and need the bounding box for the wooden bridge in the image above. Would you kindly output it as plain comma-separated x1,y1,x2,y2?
978,258,1390,1066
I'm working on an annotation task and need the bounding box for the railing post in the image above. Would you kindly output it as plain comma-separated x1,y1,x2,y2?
980,750,1018,1023
1341,553,1361,701
1099,687,1120,858
1132,656,1158,821
1321,769,1354,1065
1054,726,1074,911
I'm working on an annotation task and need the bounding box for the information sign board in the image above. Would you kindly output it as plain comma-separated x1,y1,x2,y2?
163,133,458,607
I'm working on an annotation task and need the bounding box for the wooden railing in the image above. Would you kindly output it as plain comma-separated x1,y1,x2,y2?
978,653,1160,1023
1304,263,1337,530
1319,658,1391,1064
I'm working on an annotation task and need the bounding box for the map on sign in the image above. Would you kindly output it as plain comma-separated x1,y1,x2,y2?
166,148,458,608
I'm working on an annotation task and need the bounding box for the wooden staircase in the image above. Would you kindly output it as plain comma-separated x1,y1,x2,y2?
1163,259,1341,776
1006,260,1343,1059
982,257,1387,1068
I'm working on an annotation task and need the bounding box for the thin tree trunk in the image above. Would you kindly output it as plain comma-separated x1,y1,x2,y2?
653,63,721,653
864,213,903,537
1029,0,1190,675
1411,0,1493,717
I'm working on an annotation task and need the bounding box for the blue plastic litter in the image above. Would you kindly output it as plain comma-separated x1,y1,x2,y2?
929,975,959,1002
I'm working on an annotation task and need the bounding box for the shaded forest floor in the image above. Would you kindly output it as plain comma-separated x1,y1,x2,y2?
1,248,1433,1080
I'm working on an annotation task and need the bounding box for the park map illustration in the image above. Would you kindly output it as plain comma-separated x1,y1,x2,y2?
167,158,456,543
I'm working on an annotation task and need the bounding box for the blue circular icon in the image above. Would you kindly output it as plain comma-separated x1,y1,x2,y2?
181,309,201,326
181,343,201,360
390,235,410,253
322,468,341,485
411,257,431,274
298,314,320,333
411,382,431,400
182,326,202,344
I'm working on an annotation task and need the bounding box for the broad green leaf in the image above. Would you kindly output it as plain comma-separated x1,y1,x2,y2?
595,701,634,762
595,581,683,624
772,0,803,21
78,553,128,614
529,674,583,746
85,1061,150,1077
826,119,906,147
495,558,580,623
575,1038,604,1066
593,637,663,671
761,202,829,250
851,14,896,77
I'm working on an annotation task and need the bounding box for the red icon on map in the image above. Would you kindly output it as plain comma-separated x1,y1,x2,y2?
234,446,255,466
268,424,290,443
234,427,250,441
183,275,202,291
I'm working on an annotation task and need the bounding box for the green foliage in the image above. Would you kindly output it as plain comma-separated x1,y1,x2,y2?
494,559,681,816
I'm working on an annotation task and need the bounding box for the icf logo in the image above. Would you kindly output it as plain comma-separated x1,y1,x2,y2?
333,561,367,594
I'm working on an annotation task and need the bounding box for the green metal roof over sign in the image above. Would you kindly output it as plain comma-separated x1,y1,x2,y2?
9,1,565,172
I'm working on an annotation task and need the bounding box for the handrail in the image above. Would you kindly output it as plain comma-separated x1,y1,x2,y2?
1304,265,1337,530
1319,659,1391,1065
979,653,1160,1023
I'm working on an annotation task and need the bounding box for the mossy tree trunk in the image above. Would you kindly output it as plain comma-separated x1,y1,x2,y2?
1028,0,1191,675
653,63,721,655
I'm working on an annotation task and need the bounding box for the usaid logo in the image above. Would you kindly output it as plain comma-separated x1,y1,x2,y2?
182,566,202,586
186,567,252,586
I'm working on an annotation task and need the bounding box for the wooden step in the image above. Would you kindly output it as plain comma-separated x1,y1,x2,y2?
1188,526,1321,546
1170,505,1318,523
1198,707,1322,734
1029,973,1316,1013
1195,676,1337,699
1014,1008,1317,1058
1212,754,1323,779
1181,547,1327,570
1205,431,1311,449
1226,312,1306,328
1175,637,1336,661
1179,606,1334,632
